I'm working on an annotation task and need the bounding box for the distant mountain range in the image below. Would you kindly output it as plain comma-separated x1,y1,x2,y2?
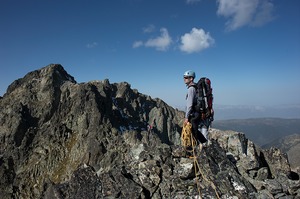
213,104,300,120
175,104,300,120
213,118,300,146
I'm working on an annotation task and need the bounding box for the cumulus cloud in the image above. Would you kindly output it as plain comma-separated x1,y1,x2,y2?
217,0,275,31
134,27,214,53
186,0,201,4
179,28,214,53
144,28,172,51
86,42,98,48
133,28,172,51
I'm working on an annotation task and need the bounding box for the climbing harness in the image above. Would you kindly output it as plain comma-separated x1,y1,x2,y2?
181,123,220,199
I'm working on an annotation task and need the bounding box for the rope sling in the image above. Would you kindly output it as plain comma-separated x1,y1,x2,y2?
181,123,220,199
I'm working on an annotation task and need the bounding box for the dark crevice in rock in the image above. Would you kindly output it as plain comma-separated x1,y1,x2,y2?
25,128,36,148
141,187,151,199
258,151,272,179
121,167,134,181
14,104,38,147
287,171,299,180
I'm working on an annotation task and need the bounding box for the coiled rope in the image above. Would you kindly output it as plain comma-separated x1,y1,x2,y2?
181,122,196,149
181,123,220,199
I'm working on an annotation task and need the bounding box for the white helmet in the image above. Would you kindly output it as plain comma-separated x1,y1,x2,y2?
183,70,195,78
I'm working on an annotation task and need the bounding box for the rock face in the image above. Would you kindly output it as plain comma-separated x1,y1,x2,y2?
263,134,300,173
0,64,299,199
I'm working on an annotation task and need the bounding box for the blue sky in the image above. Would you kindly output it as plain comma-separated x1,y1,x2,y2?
1,0,300,110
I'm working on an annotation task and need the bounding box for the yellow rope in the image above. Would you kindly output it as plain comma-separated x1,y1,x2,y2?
181,123,220,199
191,139,220,199
181,122,196,148
190,131,202,198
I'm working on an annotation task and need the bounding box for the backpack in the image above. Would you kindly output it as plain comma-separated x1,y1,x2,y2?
192,77,214,121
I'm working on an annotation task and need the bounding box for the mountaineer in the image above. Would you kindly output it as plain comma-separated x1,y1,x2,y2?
183,70,201,145
183,70,214,147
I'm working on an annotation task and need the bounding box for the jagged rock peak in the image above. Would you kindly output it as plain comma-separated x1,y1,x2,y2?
5,64,76,96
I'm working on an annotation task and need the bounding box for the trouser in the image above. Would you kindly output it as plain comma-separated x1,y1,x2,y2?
199,126,208,141
199,119,211,142
189,113,208,144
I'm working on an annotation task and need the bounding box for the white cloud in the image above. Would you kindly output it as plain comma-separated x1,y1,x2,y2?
186,0,201,4
179,28,214,53
134,27,214,53
143,24,155,33
132,41,143,48
144,28,172,51
217,0,275,31
86,42,98,48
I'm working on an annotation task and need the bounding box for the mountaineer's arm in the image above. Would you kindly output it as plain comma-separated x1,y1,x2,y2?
185,86,196,121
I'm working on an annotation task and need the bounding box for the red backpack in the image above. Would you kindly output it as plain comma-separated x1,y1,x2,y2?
193,77,214,121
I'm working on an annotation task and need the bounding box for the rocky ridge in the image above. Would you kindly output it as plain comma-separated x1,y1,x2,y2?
0,64,299,198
